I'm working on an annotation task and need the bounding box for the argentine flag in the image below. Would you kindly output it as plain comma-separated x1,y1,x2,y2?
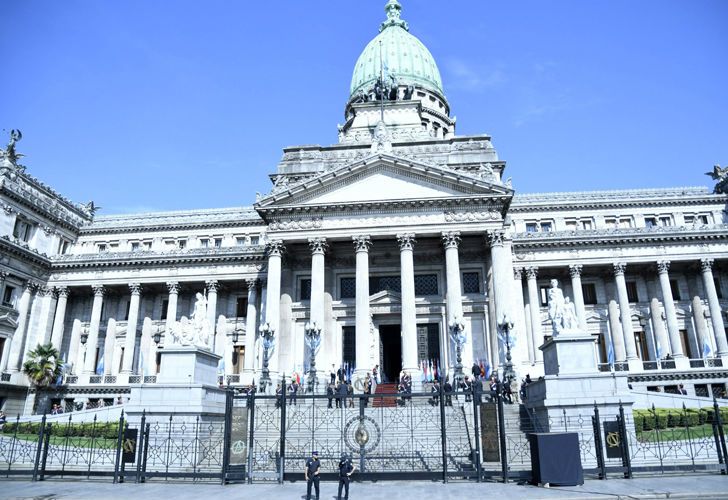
607,341,615,367
703,338,712,358
95,356,104,376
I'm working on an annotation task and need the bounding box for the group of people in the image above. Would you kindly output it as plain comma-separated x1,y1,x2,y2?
397,371,412,406
326,379,355,408
50,403,65,415
304,450,355,500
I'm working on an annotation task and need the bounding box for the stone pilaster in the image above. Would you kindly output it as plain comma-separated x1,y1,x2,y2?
264,240,284,376
308,237,327,368
613,263,640,368
121,283,142,374
656,260,686,363
7,282,35,373
165,282,180,332
513,268,534,363
701,259,728,358
525,267,543,362
242,279,259,382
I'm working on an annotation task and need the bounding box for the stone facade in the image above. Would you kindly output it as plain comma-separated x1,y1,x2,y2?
1,1,727,411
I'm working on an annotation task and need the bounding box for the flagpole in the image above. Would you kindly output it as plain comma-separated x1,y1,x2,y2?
379,40,384,123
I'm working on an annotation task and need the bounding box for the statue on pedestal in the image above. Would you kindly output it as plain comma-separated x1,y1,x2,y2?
548,279,580,336
166,292,212,350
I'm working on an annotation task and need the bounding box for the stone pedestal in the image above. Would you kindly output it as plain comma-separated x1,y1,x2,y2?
125,346,226,425
526,333,634,424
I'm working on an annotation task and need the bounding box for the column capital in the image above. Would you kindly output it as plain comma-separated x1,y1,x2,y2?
91,284,105,297
205,280,220,293
441,231,461,249
657,260,671,274
613,262,627,277
525,266,538,280
700,258,714,272
0,271,8,282
266,239,285,257
308,237,328,255
569,264,583,278
352,235,372,252
35,285,51,297
55,286,69,298
396,233,416,251
513,267,523,280
166,281,180,294
486,229,506,248
245,278,259,290
128,283,142,295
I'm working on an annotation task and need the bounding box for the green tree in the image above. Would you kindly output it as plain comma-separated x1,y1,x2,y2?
22,343,62,387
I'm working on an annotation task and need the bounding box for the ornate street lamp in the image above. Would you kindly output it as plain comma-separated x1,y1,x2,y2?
258,322,275,392
449,316,466,389
304,321,322,393
152,325,163,346
499,313,515,384
80,327,89,346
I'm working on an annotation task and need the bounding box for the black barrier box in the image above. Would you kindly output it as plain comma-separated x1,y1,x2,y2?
529,432,584,486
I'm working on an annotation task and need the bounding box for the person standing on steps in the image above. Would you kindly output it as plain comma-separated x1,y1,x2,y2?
305,450,321,500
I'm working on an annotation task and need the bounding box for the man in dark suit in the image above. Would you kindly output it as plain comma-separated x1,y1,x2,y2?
304,450,321,500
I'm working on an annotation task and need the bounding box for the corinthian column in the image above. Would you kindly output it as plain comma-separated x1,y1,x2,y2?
613,263,640,368
656,260,686,363
397,233,419,380
701,259,728,358
353,235,372,381
165,282,180,332
84,285,105,374
121,283,142,374
264,240,284,376
525,267,543,362
569,265,587,331
308,237,327,331
206,280,220,354
50,286,69,349
7,282,35,372
243,278,258,381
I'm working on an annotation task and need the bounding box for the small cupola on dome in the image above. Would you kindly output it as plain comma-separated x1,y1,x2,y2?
349,0,447,110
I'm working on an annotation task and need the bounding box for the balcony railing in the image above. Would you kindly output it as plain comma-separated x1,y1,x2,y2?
1,373,10,382
642,361,659,371
689,358,724,368
89,376,102,384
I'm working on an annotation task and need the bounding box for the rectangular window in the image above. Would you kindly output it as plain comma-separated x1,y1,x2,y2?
161,300,168,321
581,219,593,230
698,214,710,224
414,274,438,296
214,238,222,248
417,323,440,362
462,272,481,294
619,217,633,228
582,283,597,305
525,223,538,233
659,216,672,227
340,277,356,299
644,217,657,228
232,346,245,374
2,286,15,306
299,278,311,301
626,281,639,303
109,243,118,251
97,243,107,252
342,326,355,367
679,329,691,357
539,286,549,306
683,214,695,225
178,239,187,249
235,237,246,246
58,239,70,254
13,218,34,242
565,220,577,231
670,279,681,300
142,241,152,250
605,218,617,229
131,242,140,252
250,236,259,245
370,276,401,294
199,238,209,248
540,222,552,232
236,297,248,317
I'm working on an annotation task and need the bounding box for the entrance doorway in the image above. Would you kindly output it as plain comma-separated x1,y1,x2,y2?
379,324,402,383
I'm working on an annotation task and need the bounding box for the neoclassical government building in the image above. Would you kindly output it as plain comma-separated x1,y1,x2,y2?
1,1,727,413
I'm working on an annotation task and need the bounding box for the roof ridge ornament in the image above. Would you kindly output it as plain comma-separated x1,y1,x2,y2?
380,0,409,32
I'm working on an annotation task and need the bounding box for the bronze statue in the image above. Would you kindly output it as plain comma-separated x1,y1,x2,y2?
1,129,24,165
706,164,728,194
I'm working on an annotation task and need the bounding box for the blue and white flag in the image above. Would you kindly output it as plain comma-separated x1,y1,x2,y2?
655,340,663,360
703,338,712,358
95,356,104,375
607,341,615,367
139,350,147,377
217,357,225,375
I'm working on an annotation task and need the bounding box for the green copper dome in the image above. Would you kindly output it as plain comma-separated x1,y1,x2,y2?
350,0,444,99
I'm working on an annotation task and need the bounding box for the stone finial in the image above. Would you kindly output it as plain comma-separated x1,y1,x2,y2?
380,0,408,32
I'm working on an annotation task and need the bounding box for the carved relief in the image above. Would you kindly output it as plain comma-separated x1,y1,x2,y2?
444,211,501,222
269,218,323,231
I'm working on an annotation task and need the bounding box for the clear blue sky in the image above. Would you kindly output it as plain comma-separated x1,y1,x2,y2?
3,1,727,214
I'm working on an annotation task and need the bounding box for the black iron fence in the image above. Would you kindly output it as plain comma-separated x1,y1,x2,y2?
1,384,726,485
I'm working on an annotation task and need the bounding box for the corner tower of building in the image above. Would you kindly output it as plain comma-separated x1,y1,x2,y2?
339,0,456,144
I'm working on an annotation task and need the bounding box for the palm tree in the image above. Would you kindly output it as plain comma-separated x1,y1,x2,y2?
22,343,62,387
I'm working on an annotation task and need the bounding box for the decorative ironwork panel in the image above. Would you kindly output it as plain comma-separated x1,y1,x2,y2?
462,272,481,294
414,274,438,296
340,278,356,299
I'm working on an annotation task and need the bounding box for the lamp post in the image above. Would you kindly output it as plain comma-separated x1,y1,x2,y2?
449,316,466,389
304,321,321,393
499,313,515,384
258,322,275,392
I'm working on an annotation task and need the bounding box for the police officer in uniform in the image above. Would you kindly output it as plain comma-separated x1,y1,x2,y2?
304,450,321,500
337,453,355,500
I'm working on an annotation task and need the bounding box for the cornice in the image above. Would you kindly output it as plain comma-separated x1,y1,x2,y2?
512,224,728,249
511,187,724,212
628,370,728,383
0,235,52,267
83,206,263,235
50,245,266,270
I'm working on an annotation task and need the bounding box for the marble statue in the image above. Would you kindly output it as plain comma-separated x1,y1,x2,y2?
548,279,580,336
166,292,211,350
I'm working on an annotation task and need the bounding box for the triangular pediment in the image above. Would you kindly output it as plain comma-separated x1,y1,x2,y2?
369,290,401,305
256,153,512,211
